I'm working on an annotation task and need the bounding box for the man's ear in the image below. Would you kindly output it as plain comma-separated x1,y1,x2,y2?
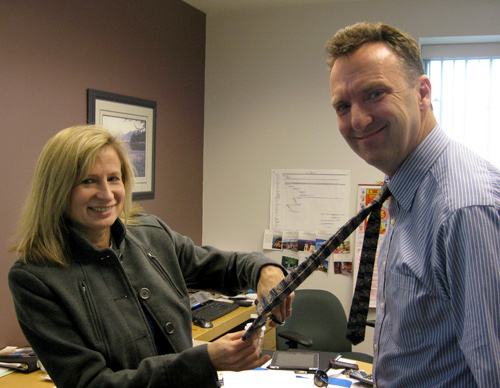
417,75,432,112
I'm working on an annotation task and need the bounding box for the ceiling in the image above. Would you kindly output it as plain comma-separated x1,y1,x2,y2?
182,0,347,14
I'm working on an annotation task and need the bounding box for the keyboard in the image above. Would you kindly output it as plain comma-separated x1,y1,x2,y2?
192,300,239,322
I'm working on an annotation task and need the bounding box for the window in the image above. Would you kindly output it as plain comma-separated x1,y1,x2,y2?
421,37,500,167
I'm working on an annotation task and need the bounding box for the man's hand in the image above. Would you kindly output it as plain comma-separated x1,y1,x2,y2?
207,330,269,371
256,265,294,327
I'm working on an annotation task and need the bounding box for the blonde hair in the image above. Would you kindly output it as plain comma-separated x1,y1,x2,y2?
325,22,425,85
11,125,138,266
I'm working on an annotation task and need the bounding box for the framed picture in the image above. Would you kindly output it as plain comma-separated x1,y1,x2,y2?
87,89,156,200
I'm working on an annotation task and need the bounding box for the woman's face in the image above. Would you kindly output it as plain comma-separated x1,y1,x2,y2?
65,146,125,248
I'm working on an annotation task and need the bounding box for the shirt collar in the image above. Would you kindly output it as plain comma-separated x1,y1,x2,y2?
387,125,449,212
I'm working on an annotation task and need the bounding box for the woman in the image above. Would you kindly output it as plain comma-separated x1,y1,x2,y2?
9,125,292,388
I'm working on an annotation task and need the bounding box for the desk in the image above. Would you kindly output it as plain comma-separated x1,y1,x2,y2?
0,370,52,388
262,349,372,374
223,350,373,387
192,304,276,349
1,348,371,388
3,360,371,388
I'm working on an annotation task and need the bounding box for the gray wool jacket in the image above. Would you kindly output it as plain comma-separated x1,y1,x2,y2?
9,214,281,388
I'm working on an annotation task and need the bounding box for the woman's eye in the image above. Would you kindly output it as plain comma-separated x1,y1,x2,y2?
82,178,94,185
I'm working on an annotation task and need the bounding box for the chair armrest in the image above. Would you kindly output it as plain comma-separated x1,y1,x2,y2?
277,330,313,347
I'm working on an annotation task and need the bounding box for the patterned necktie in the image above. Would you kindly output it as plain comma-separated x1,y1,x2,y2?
346,184,391,345
243,183,391,341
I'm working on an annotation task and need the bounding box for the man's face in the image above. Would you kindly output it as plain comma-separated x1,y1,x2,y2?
329,42,426,177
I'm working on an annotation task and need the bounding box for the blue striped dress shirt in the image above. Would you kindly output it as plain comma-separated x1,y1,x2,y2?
374,125,500,387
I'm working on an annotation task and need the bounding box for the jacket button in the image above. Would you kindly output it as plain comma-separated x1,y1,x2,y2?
165,322,175,334
139,288,150,299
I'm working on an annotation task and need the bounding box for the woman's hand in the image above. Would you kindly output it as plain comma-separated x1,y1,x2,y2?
256,265,294,326
207,329,269,371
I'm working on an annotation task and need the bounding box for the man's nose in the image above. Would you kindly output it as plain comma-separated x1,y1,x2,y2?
351,104,373,131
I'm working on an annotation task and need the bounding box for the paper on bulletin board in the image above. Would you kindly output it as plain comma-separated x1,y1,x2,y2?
263,229,343,275
270,169,350,232
353,184,390,308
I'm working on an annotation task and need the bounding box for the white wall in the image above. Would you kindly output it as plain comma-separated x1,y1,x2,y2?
202,0,500,355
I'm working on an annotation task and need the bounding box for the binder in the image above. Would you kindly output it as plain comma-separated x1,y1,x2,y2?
0,347,39,373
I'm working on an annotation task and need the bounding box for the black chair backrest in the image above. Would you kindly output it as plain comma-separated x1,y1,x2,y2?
276,289,353,353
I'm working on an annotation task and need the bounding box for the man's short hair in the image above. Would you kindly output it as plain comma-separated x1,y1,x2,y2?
325,22,425,84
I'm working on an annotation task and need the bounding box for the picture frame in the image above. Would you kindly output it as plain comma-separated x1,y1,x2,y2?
87,89,156,200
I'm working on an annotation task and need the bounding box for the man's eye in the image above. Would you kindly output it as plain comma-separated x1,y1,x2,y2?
369,91,384,99
335,104,350,115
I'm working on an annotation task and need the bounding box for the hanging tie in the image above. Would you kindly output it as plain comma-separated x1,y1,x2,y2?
243,183,391,341
346,184,391,345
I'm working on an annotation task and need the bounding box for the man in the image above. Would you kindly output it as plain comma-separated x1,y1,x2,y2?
326,22,500,387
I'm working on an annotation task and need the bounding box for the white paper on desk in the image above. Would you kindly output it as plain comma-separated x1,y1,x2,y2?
223,369,361,388
0,366,15,378
223,370,302,388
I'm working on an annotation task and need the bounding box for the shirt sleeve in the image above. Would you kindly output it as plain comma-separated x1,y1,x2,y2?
444,205,500,387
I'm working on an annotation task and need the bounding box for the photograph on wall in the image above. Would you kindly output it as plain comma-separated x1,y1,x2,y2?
87,89,156,200
298,231,317,253
262,230,283,250
282,230,299,251
281,251,299,271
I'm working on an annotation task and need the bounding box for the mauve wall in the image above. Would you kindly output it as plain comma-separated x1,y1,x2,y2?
0,0,205,347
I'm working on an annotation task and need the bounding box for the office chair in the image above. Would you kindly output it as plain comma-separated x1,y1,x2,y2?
276,289,373,363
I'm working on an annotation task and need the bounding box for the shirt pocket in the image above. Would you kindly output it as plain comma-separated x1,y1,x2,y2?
384,269,431,349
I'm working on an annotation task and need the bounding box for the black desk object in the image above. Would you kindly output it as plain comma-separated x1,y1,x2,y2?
192,300,239,322
262,349,340,371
